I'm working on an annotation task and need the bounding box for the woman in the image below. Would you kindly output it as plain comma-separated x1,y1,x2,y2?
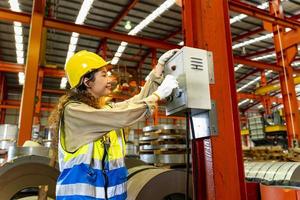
49,50,178,200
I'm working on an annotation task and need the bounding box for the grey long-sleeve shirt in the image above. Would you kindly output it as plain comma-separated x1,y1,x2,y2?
63,70,163,152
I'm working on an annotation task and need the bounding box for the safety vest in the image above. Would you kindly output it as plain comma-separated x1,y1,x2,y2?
56,103,127,200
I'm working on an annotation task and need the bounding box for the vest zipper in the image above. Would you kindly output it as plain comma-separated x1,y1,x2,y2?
102,139,110,200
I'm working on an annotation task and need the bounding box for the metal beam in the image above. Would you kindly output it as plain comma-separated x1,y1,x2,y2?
229,0,300,29
18,0,46,145
234,57,283,72
237,92,284,104
243,47,275,58
232,27,264,42
0,8,31,23
0,62,65,78
44,18,179,50
0,8,179,50
236,69,260,83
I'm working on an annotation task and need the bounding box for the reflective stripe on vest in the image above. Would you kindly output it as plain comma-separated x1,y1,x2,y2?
56,182,127,199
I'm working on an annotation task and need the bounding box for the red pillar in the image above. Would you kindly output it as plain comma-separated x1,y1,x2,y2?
269,0,300,147
18,0,45,145
182,0,246,199
33,70,44,125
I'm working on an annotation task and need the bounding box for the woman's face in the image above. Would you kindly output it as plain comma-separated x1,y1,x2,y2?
86,67,112,98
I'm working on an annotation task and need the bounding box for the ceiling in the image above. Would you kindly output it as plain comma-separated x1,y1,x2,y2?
0,0,299,111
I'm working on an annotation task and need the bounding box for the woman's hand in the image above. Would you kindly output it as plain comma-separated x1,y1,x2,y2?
152,49,180,78
154,75,179,100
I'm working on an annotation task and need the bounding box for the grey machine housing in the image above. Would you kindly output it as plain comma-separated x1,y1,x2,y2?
164,46,218,139
164,46,212,116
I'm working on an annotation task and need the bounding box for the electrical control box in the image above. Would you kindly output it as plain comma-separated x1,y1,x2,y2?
164,46,213,116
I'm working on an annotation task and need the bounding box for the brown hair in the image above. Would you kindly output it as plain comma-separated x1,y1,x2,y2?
48,69,104,150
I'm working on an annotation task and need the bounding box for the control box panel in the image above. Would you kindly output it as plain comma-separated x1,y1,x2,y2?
164,46,212,116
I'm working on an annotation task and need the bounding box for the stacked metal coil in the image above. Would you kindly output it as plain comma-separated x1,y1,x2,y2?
127,165,192,200
139,124,187,165
0,147,59,199
126,129,140,157
0,124,18,150
0,124,18,164
244,161,300,185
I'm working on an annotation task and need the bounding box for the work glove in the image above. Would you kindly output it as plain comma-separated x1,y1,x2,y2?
154,75,179,100
158,49,180,65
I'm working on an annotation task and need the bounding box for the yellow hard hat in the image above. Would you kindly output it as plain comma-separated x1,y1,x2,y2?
65,50,110,89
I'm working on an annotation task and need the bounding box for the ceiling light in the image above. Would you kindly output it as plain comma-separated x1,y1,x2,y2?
9,1,24,66
232,33,273,49
15,35,23,44
17,57,24,64
18,72,25,85
70,36,79,45
65,1,94,65
16,50,24,58
75,0,94,25
277,104,284,109
252,53,276,61
178,41,184,46
292,61,300,67
15,43,23,51
238,99,250,106
111,0,176,65
111,57,119,65
68,44,76,52
234,64,244,71
9,0,21,12
258,104,264,109
124,21,132,30
230,14,247,24
60,77,68,89
13,25,22,35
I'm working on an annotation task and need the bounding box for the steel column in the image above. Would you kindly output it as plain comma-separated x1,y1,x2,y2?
18,0,45,145
182,0,246,199
234,57,283,72
269,0,300,147
33,70,44,125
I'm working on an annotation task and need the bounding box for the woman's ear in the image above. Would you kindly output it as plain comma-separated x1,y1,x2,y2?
83,77,91,88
